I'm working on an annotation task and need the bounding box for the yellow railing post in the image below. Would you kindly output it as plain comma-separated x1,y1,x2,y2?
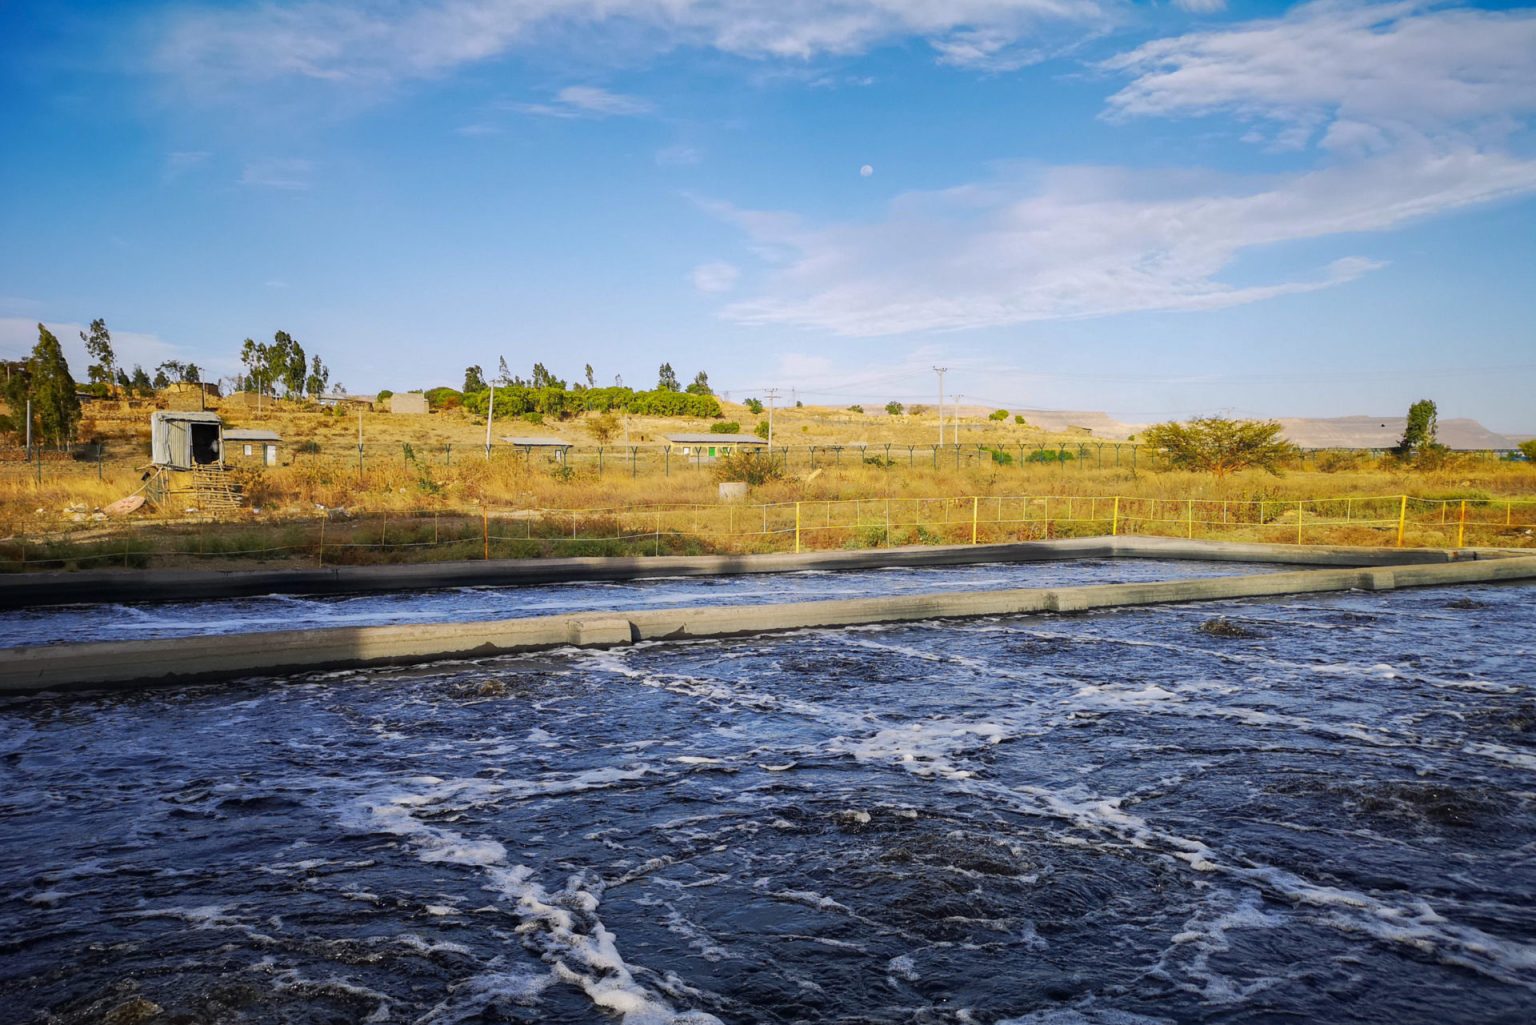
971,496,979,544
1112,496,1119,536
1186,499,1194,539
1396,494,1407,547
795,501,802,553
1457,499,1467,548
1297,500,1303,545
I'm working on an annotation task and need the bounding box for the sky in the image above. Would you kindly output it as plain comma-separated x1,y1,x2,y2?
1,0,1534,431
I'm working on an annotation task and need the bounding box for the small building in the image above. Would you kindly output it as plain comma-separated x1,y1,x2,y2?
316,393,375,411
501,437,574,462
162,381,223,411
389,392,430,415
224,428,283,467
666,433,767,459
150,411,224,470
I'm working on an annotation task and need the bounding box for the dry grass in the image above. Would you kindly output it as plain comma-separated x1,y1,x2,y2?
3,397,1533,570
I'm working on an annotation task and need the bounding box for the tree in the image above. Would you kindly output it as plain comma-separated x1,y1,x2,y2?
129,365,152,393
744,397,764,415
585,411,620,442
584,363,595,389
657,363,679,391
1519,439,1536,463
269,330,307,398
885,401,904,416
305,355,329,398
1395,399,1441,459
463,365,486,393
989,409,1009,421
686,370,712,395
240,338,271,394
81,318,116,388
152,368,170,389
26,324,81,447
1142,416,1295,478
531,362,564,389
156,360,201,386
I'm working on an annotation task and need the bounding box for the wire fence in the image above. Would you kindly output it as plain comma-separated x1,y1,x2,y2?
4,493,1533,571
5,438,1528,485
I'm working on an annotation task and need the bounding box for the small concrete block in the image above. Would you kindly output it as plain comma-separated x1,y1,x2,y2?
1356,570,1396,591
573,619,635,646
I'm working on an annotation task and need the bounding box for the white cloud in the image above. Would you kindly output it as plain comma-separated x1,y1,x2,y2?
516,85,654,118
713,144,1536,336
1171,0,1226,13
703,2,1536,337
655,144,702,166
690,261,740,293
0,318,186,376
1103,1,1536,144
151,1,1110,89
239,158,312,189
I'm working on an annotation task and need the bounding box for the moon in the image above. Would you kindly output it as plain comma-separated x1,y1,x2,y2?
859,164,873,177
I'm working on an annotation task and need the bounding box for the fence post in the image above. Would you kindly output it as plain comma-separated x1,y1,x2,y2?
1457,499,1467,548
1186,499,1194,539
1112,496,1119,537
971,495,978,544
795,502,802,553
1396,494,1408,547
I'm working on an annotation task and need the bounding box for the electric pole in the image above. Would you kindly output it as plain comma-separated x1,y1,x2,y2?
932,366,948,447
764,388,779,450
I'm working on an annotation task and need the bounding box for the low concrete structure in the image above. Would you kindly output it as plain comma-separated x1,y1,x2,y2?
224,428,282,467
3,543,1533,692
0,537,1469,611
389,392,430,415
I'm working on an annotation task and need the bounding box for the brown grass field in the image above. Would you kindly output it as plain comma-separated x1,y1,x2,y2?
3,395,1533,571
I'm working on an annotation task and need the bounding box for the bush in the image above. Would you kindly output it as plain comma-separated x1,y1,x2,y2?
710,421,741,434
755,420,769,439
848,404,864,413
521,411,544,424
1014,415,1027,425
908,404,928,415
744,398,764,415
713,451,785,486
885,401,904,415
377,389,394,401
989,409,1008,421
424,387,462,410
988,447,1013,465
1026,448,1074,463
1519,439,1536,462
1315,450,1364,473
1141,416,1293,478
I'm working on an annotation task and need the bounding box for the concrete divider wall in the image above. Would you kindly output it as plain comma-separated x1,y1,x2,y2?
5,553,1534,694
0,535,1476,611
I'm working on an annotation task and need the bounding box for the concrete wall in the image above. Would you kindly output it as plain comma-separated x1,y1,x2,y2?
4,553,1533,693
389,392,430,414
0,536,1476,611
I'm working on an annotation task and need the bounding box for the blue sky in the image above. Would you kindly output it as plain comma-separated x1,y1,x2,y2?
2,0,1534,430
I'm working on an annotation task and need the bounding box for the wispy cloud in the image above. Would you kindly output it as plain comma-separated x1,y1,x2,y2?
164,149,212,179
690,261,739,293
704,2,1536,337
655,144,702,167
151,1,1111,91
515,85,654,119
239,158,312,190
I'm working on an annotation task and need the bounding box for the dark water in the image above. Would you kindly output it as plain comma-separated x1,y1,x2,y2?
0,559,1284,649
2,580,1534,1024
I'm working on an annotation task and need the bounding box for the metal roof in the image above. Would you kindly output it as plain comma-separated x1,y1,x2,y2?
501,436,573,447
224,429,282,442
666,433,766,445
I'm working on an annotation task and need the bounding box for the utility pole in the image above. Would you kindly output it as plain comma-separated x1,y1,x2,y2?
484,372,497,461
932,367,948,447
24,398,32,461
764,388,779,450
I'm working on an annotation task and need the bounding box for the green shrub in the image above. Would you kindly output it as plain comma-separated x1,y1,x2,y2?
1013,415,1027,425
710,421,741,434
744,398,764,414
885,401,904,415
1025,448,1074,463
713,451,785,486
755,420,770,439
376,389,394,401
989,409,1009,421
848,404,864,413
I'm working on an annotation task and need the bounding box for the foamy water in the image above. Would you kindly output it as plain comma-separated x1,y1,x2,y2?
0,558,1280,648
2,579,1533,1023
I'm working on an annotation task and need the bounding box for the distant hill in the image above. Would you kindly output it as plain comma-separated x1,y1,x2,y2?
1276,416,1517,451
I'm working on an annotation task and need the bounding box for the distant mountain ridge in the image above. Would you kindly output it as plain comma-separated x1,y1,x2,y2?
950,407,1521,450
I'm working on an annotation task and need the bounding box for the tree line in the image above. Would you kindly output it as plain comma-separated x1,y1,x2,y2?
385,360,723,420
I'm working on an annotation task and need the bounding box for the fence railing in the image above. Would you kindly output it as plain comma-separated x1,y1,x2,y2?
3,494,1533,571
